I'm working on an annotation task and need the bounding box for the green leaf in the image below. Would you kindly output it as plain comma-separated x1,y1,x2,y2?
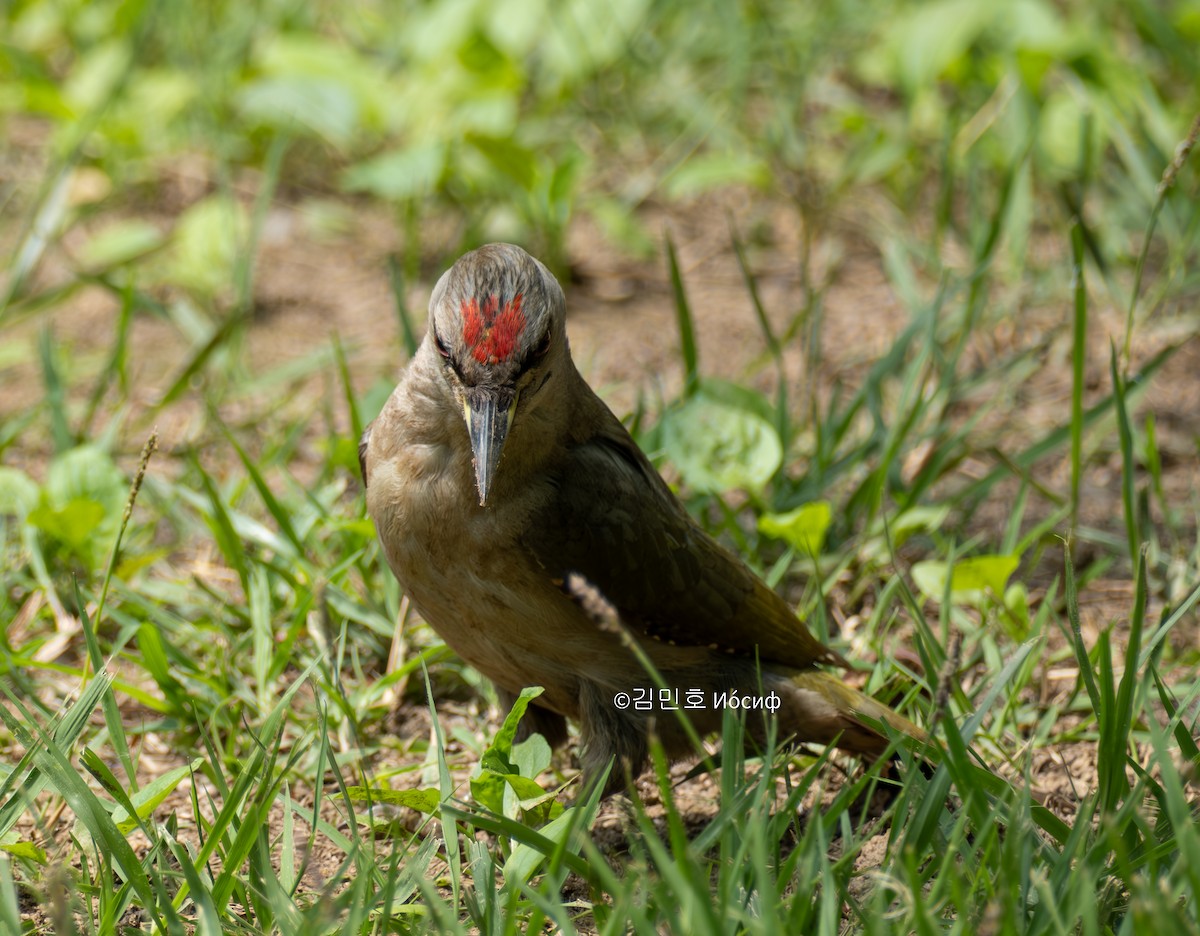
238,77,359,144
1038,89,1103,179
0,840,47,865
470,768,509,816
109,759,204,834
480,686,544,774
501,805,579,885
465,134,536,190
664,152,770,199
239,34,392,141
44,445,125,513
883,0,996,90
115,69,197,146
342,143,446,200
62,38,132,111
0,467,39,516
25,445,127,568
758,502,832,556
76,219,164,271
512,733,552,781
160,195,249,298
911,554,1020,606
1004,582,1030,632
891,504,951,540
660,390,782,494
27,497,106,551
136,622,188,713
540,0,650,79
697,377,778,428
472,687,546,815
346,786,441,815
509,733,561,823
497,770,561,823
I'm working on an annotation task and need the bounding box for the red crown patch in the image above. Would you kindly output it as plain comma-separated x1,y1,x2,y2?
461,293,525,364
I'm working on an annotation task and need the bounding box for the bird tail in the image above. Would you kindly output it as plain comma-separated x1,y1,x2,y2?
774,669,929,758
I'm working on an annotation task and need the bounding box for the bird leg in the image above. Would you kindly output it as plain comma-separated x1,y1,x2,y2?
578,679,650,796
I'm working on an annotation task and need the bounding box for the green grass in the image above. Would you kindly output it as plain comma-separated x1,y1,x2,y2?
3,0,1200,932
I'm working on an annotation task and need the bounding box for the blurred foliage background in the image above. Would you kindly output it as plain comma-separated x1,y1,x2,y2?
4,0,1197,292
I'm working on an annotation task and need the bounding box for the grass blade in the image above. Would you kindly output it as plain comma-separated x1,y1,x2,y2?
665,232,699,397
1123,112,1200,360
1109,344,1139,567
1069,221,1087,539
388,254,420,357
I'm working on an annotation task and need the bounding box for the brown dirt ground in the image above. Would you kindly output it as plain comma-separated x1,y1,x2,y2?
5,145,1200,926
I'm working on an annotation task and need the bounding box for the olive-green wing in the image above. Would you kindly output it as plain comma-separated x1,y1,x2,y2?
520,424,845,670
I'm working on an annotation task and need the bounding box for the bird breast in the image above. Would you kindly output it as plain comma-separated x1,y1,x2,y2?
366,377,591,707
366,354,713,717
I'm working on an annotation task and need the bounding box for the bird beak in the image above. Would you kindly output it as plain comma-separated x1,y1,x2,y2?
464,390,516,506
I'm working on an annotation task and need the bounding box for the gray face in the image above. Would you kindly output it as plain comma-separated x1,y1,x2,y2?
426,243,566,505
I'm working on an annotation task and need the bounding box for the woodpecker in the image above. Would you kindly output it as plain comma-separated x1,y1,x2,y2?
361,243,923,790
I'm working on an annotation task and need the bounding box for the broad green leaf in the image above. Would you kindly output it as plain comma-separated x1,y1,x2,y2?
62,38,131,111
541,0,649,79
889,0,995,90
43,445,125,512
238,77,359,145
27,445,127,569
891,504,951,540
661,391,782,495
470,768,508,816
1004,582,1031,636
241,34,392,138
0,467,38,517
466,133,536,190
860,504,951,563
912,554,1020,606
1000,0,1071,53
161,196,249,298
665,152,771,199
472,687,546,815
346,786,441,815
0,840,47,864
116,69,197,148
497,771,560,824
343,143,446,200
512,733,552,781
27,498,106,551
758,502,832,556
485,0,549,57
509,733,560,822
476,770,549,809
76,219,164,271
1038,88,1104,178
697,377,777,428
481,685,544,774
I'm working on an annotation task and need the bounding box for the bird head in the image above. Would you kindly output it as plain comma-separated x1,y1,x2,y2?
427,243,567,506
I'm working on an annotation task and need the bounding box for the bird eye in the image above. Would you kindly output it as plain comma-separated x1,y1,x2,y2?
434,332,451,359
534,332,552,358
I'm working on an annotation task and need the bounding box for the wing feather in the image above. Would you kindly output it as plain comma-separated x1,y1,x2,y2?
520,420,846,670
